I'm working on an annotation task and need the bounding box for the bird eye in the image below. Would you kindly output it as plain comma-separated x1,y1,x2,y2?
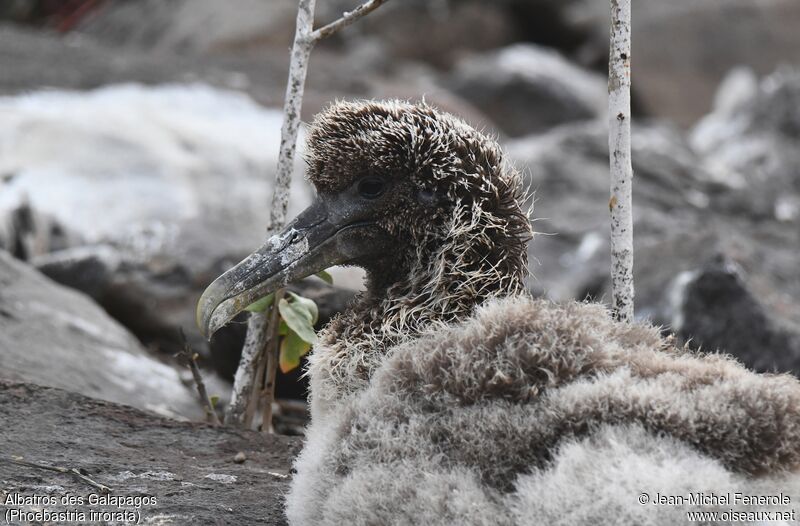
357,177,386,199
417,187,438,206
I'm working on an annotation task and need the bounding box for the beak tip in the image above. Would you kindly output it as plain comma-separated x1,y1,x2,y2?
196,286,220,341
196,309,210,341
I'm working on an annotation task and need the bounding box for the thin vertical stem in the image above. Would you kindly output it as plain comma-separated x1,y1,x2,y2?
226,0,389,430
225,312,268,426
270,0,317,231
608,0,634,322
228,0,317,429
261,289,286,434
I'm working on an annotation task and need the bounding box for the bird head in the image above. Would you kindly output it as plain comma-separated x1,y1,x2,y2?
197,100,531,338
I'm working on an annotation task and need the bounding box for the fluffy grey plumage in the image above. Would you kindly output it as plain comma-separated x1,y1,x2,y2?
286,100,800,525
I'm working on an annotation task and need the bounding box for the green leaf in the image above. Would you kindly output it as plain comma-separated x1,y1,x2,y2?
315,270,334,285
279,331,312,374
278,320,289,336
245,292,275,313
209,395,219,410
287,291,319,325
278,298,317,343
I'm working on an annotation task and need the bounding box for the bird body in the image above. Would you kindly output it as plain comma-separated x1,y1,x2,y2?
197,100,800,525
289,295,800,525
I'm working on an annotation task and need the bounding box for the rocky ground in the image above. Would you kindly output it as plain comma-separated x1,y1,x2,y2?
0,1,799,523
0,380,300,525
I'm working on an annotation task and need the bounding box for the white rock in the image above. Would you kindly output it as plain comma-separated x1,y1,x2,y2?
0,83,313,268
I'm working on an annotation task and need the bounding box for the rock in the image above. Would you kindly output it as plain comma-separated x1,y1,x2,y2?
506,120,726,300
0,198,80,261
32,243,230,356
322,0,522,68
0,380,299,525
0,83,316,354
445,44,606,137
320,0,609,69
0,22,291,111
32,243,357,387
509,117,800,375
72,0,595,72
692,68,800,222
76,0,299,54
710,67,759,116
566,0,800,126
0,83,312,259
0,250,216,419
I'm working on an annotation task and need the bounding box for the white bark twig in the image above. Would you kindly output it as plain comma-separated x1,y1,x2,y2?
269,0,317,231
226,312,268,426
227,0,389,429
270,0,391,230
608,0,634,322
310,0,388,43
228,0,317,430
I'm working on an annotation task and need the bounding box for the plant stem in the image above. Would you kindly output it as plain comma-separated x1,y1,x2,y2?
177,329,221,427
226,312,268,426
608,0,634,322
228,0,316,430
261,289,286,434
227,0,390,430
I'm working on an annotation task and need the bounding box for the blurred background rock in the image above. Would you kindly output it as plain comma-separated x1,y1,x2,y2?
1,0,798,423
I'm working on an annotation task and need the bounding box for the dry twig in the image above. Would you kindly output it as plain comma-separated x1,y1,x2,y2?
260,289,286,434
177,328,221,427
310,0,387,42
1,455,112,494
229,0,390,430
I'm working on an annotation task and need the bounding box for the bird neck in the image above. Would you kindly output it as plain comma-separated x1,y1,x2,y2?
311,224,528,402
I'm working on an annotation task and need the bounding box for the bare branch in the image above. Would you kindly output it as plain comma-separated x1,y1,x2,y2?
244,327,270,428
226,313,269,426
608,0,634,322
1,456,112,494
177,329,221,427
229,0,387,432
261,289,286,434
310,0,388,43
228,0,318,431
269,0,316,230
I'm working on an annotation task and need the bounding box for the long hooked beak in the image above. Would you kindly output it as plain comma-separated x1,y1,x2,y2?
196,199,383,339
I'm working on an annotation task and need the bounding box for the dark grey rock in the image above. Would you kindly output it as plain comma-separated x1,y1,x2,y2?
0,380,299,525
0,250,213,419
560,0,800,126
446,44,605,137
510,116,800,375
507,120,725,301
32,243,356,395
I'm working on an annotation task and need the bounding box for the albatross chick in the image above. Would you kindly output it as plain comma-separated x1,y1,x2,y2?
198,100,800,525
